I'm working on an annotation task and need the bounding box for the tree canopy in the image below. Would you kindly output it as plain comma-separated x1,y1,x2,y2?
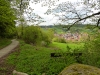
0,0,16,37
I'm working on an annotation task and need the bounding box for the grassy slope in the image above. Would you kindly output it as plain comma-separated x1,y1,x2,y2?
51,42,84,52
5,41,77,75
0,38,11,49
0,40,84,75
4,40,100,75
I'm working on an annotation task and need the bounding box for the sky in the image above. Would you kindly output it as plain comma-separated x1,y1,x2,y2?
26,0,99,26
26,0,79,25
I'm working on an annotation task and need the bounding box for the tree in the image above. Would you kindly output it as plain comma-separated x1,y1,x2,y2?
10,0,45,25
10,0,100,30
45,0,100,30
10,0,45,37
0,0,16,37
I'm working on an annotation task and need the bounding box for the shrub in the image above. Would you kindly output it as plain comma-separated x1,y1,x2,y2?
81,34,100,67
53,37,66,43
22,25,53,46
41,28,54,46
41,32,51,46
22,26,42,45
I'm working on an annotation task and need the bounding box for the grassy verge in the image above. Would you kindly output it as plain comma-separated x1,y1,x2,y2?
51,42,84,52
5,40,79,75
0,38,11,49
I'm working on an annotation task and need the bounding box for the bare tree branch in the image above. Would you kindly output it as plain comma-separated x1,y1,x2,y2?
67,11,100,30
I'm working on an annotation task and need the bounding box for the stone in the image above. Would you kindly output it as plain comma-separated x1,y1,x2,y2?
58,63,100,75
13,70,28,75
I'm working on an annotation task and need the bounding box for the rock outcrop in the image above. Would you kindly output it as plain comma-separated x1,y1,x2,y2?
13,70,28,75
59,63,100,75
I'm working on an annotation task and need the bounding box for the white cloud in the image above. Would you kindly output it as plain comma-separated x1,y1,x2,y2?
29,1,59,25
27,0,80,25
39,16,59,25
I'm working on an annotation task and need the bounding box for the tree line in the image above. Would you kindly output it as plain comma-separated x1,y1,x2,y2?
0,0,16,38
0,0,100,45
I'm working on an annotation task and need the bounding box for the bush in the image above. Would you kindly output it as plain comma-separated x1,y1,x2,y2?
40,28,54,46
81,34,100,67
41,32,51,46
22,26,42,45
22,25,53,46
53,37,66,43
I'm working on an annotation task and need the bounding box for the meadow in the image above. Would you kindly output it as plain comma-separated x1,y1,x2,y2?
5,40,84,75
52,42,84,52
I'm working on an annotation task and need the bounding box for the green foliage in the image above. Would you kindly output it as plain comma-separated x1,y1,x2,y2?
42,28,54,46
0,38,11,49
0,0,16,37
52,42,84,52
22,25,53,46
81,34,100,67
5,40,77,75
85,24,95,29
16,26,23,38
53,37,66,43
22,26,43,44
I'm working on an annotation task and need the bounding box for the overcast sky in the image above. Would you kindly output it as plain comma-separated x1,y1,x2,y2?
26,0,100,25
26,0,80,25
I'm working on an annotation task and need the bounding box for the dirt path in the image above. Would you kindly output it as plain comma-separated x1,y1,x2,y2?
0,39,19,59
0,39,19,75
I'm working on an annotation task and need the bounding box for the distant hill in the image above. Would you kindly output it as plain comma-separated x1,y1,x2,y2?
40,24,99,34
40,24,87,29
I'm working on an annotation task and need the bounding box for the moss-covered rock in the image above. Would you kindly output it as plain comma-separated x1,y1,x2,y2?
59,63,100,75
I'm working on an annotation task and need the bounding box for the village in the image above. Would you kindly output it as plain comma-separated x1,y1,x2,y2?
54,32,89,42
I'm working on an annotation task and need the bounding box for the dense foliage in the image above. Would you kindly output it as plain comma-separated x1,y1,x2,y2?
0,38,11,49
21,25,54,46
0,0,16,38
53,37,67,43
81,33,100,67
5,41,77,75
22,26,42,44
1,31,100,74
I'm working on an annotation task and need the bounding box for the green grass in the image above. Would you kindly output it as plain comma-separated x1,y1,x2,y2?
0,38,11,49
6,40,78,75
51,42,84,52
